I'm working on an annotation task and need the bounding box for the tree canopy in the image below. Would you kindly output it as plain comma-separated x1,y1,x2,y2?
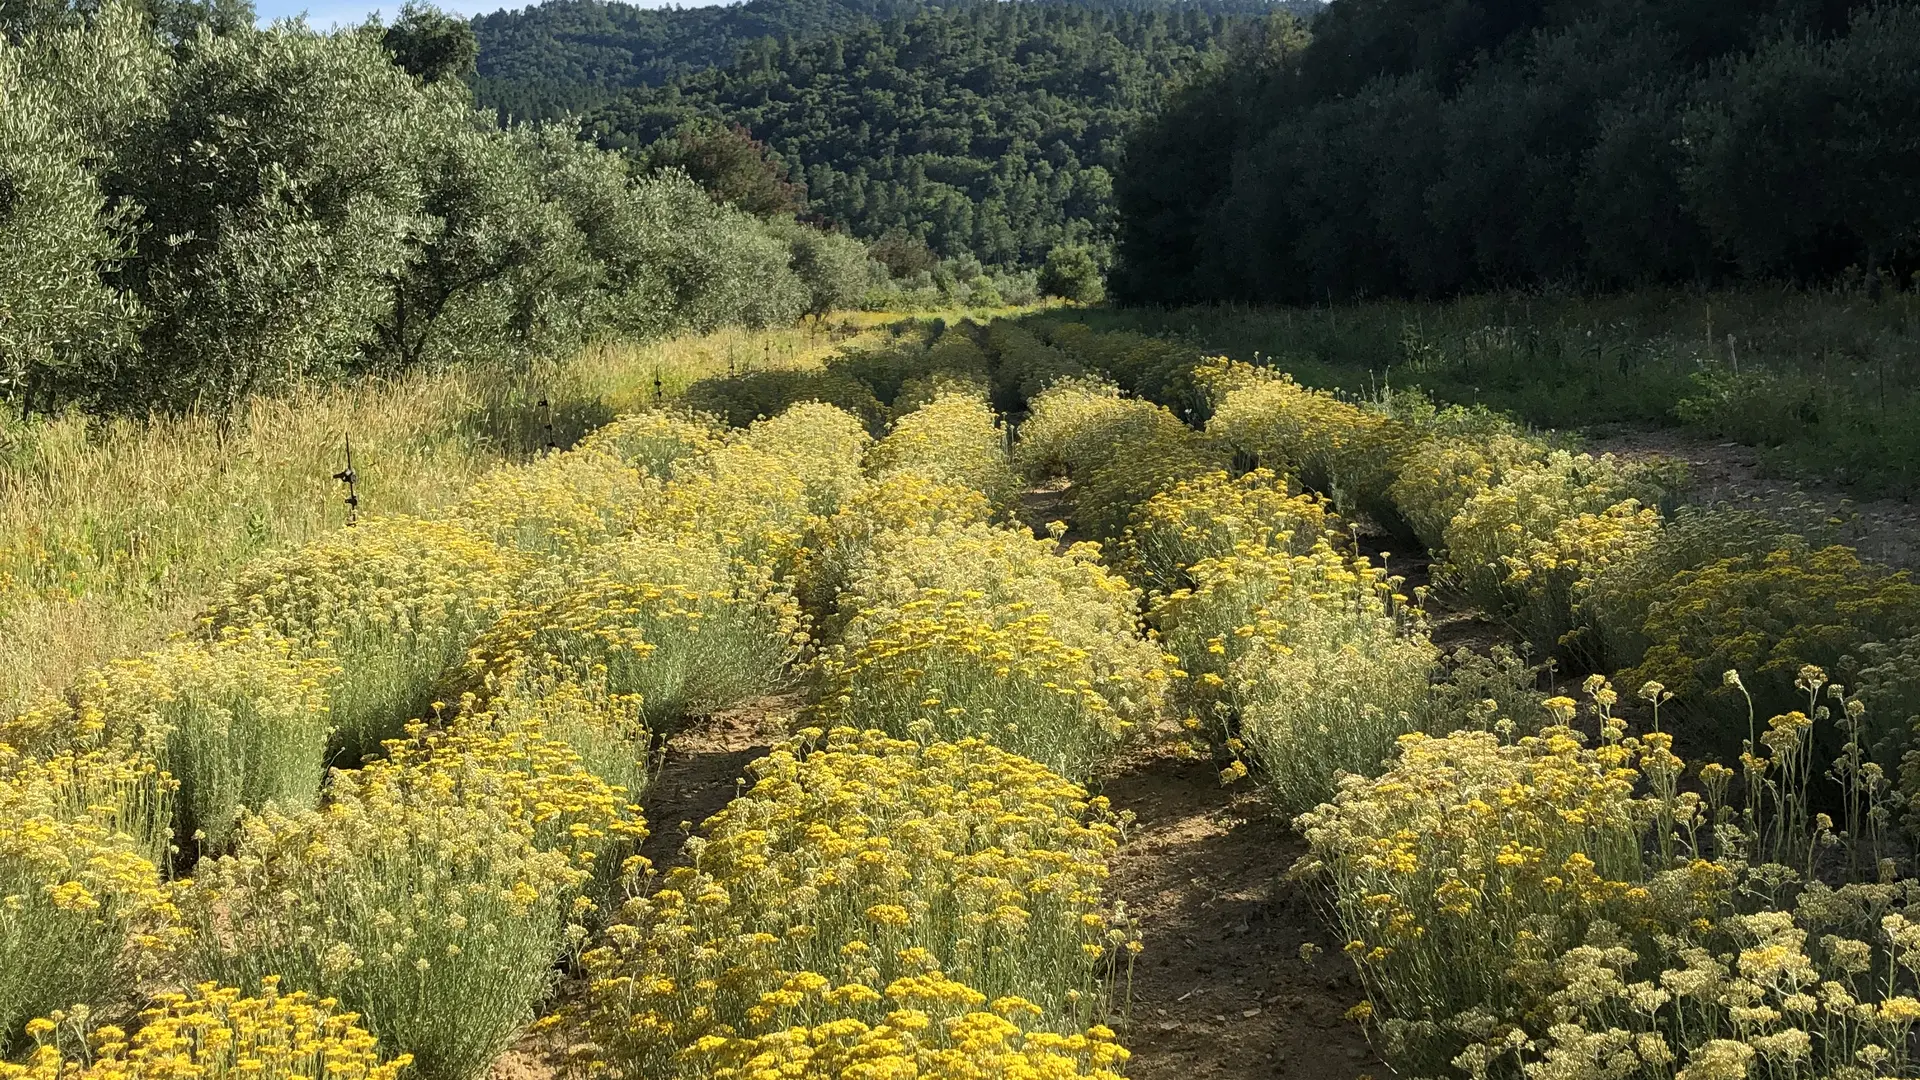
1110,0,1920,303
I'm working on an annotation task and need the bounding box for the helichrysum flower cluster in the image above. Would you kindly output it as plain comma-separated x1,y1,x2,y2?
203,515,528,763
1,746,184,1047
1120,468,1334,593
189,717,647,1080
867,390,1022,517
460,533,803,733
813,489,1167,779
571,410,729,480
1013,377,1227,541
1200,360,1407,529
572,727,1133,1080
9,630,335,853
1387,432,1547,553
1,979,410,1080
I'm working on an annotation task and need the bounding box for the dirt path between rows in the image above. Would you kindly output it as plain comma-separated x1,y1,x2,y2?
1591,427,1920,569
1100,750,1381,1080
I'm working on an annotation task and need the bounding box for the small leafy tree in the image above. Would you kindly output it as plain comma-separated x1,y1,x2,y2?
1039,244,1104,304
638,119,804,217
379,1,476,84
782,225,869,324
0,2,155,414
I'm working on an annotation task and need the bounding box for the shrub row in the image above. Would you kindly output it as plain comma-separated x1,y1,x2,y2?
1026,320,1920,1078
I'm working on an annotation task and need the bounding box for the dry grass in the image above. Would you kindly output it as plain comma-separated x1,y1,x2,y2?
0,321,864,721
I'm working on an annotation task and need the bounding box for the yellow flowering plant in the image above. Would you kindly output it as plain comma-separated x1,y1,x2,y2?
815,512,1166,779
795,473,999,627
1119,468,1334,593
203,516,528,764
190,718,647,1080
570,409,729,480
1,979,410,1080
1578,504,1801,673
9,631,335,854
1041,323,1210,418
1013,378,1226,541
633,404,873,579
1229,609,1437,814
981,321,1088,409
1202,363,1408,532
442,447,663,559
1150,540,1417,724
867,391,1022,517
679,369,889,434
572,727,1134,1079
459,533,803,733
1387,432,1547,553
0,747,183,1048
1499,498,1665,665
1440,451,1679,640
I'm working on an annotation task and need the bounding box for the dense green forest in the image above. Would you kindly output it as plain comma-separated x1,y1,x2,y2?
474,0,1318,269
471,0,937,119
1111,0,1920,303
0,0,867,418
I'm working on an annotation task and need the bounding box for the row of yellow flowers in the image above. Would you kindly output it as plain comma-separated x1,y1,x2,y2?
4,381,1149,1080
1008,321,1920,1078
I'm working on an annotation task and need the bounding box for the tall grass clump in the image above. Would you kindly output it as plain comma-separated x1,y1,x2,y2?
191,720,647,1080
3,979,412,1080
571,726,1133,1080
0,747,183,1049
203,516,527,765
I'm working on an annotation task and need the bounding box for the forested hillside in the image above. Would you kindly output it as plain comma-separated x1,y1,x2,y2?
472,0,935,119
1111,0,1920,303
473,0,1319,270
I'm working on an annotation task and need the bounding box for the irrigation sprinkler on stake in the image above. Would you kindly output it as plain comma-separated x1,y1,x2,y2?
332,437,360,527
538,397,557,453
653,368,664,404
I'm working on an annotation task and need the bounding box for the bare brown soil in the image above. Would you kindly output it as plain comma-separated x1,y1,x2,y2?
1100,749,1382,1080
1592,427,1920,568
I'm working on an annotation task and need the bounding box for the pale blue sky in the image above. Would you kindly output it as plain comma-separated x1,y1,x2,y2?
255,0,728,31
